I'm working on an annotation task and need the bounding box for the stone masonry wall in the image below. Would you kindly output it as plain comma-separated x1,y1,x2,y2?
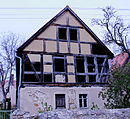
12,108,130,119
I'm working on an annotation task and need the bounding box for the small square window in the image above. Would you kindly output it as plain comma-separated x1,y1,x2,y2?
58,28,67,40
88,66,95,73
88,75,96,82
77,75,86,82
33,62,40,71
79,94,88,108
87,57,94,64
43,74,52,82
69,29,77,41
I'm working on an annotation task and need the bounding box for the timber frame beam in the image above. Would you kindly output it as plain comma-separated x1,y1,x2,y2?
22,52,110,85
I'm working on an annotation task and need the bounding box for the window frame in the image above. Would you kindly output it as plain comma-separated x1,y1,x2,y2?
58,27,67,40
23,54,41,82
79,94,88,108
53,55,67,73
23,53,109,84
74,55,109,83
58,27,79,42
55,94,66,109
53,55,67,82
43,73,52,82
69,28,78,41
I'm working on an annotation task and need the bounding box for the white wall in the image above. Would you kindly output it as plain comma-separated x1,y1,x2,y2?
20,87,105,114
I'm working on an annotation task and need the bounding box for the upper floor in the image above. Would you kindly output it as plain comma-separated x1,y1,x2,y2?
16,6,113,87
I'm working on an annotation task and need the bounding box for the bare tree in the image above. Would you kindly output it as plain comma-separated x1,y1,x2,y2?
92,6,130,56
0,32,23,109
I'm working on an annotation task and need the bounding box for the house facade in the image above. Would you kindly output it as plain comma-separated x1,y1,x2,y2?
16,6,113,114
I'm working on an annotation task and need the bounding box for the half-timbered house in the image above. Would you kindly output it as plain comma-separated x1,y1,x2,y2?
16,6,113,113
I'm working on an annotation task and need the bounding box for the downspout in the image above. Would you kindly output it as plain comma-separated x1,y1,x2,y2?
15,54,22,109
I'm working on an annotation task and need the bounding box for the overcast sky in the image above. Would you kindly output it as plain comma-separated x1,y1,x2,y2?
0,0,130,42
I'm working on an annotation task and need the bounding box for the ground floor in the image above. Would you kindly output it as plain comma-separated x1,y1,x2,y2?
20,87,105,114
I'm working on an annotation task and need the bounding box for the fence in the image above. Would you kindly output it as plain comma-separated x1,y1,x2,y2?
0,110,12,119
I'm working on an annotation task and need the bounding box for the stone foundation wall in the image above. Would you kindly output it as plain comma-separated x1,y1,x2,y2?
12,108,130,119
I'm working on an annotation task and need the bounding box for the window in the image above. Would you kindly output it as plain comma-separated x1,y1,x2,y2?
87,57,95,73
24,56,41,82
79,94,88,108
54,58,65,72
74,55,109,83
97,57,109,73
24,60,33,71
77,75,86,82
88,75,96,82
43,74,52,82
69,29,77,41
76,56,85,73
55,94,66,109
58,27,78,41
58,28,67,40
33,62,41,71
24,74,40,82
53,55,67,82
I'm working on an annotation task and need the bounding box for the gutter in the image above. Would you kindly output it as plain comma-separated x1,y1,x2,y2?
15,54,22,109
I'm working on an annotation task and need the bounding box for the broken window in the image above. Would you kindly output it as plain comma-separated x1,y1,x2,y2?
97,57,109,73
98,65,102,73
76,56,85,73
88,65,95,72
24,59,33,71
23,55,41,82
79,94,88,108
74,55,109,83
87,57,94,64
87,57,95,73
24,74,40,82
58,27,78,41
55,94,66,109
103,65,109,73
69,29,77,41
77,75,86,82
103,60,109,73
43,74,52,82
54,58,65,72
58,28,67,40
32,62,40,71
88,75,96,82
53,56,67,82
100,75,109,83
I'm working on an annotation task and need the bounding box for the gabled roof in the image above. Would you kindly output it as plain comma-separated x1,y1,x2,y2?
17,6,114,58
